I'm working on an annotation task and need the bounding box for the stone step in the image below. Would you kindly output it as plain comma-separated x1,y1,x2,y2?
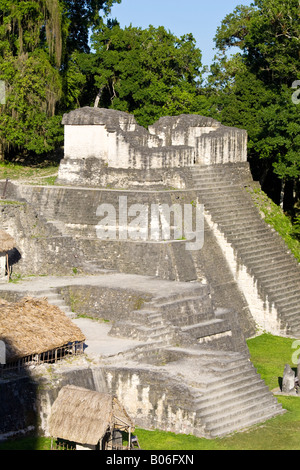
151,304,213,321
132,312,166,328
180,318,229,338
260,277,300,295
277,307,299,322
228,235,279,252
202,196,245,208
202,194,256,208
251,258,300,276
198,191,243,201
246,256,296,273
206,402,283,438
211,216,265,230
202,365,260,391
280,303,300,315
196,381,272,417
271,308,300,330
213,220,267,236
231,230,283,246
203,196,253,208
284,309,300,323
208,215,258,228
256,264,300,279
190,170,239,180
226,226,275,240
199,389,276,423
150,295,209,308
152,290,208,305
191,176,241,187
240,250,291,267
259,276,300,295
33,290,75,318
237,242,287,259
244,253,292,269
270,290,300,304
281,311,300,328
190,169,235,177
110,321,175,343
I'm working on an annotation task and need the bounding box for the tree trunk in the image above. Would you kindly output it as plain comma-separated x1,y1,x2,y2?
94,87,104,108
280,178,286,209
0,142,4,162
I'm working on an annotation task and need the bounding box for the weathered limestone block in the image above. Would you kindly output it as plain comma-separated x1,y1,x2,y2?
282,364,296,393
57,108,248,187
149,114,248,165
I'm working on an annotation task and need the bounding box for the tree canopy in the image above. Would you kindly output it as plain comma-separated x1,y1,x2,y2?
80,22,208,127
0,0,120,160
208,0,300,210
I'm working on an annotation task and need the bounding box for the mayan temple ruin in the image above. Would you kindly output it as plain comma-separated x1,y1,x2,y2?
1,107,300,440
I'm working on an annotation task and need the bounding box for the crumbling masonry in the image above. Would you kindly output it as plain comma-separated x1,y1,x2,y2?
1,107,300,439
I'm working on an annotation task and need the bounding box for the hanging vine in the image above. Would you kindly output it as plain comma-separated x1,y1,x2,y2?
0,0,62,67
0,0,119,160
44,0,62,67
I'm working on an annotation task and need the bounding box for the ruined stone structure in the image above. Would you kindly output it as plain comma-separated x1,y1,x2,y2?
1,107,300,440
57,107,248,188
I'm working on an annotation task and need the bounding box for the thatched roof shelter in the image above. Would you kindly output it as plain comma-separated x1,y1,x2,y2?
0,230,16,253
0,297,85,363
49,385,135,447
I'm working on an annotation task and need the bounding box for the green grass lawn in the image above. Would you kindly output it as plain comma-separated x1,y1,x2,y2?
1,333,300,451
0,162,58,184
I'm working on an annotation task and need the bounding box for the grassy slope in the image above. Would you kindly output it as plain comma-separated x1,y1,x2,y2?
0,162,58,185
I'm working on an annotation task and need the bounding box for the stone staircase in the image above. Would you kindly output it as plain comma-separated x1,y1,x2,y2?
189,165,300,337
192,351,283,437
115,345,284,438
109,287,241,352
30,289,75,318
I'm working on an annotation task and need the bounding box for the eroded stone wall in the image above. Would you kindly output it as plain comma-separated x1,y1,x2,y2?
57,108,248,187
0,201,83,276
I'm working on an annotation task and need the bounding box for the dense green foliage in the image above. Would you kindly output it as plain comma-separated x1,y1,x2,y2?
85,23,208,127
208,0,300,212
0,0,120,159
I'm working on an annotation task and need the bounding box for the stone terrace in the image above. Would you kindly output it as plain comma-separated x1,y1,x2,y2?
0,109,296,439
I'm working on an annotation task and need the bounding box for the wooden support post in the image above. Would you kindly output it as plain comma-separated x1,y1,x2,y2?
6,254,9,280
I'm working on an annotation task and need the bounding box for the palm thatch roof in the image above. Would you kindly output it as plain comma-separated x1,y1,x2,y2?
0,230,16,253
0,297,85,362
49,385,135,446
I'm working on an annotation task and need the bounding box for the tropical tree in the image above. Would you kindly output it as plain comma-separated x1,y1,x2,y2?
0,0,120,161
84,23,208,127
208,0,300,211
